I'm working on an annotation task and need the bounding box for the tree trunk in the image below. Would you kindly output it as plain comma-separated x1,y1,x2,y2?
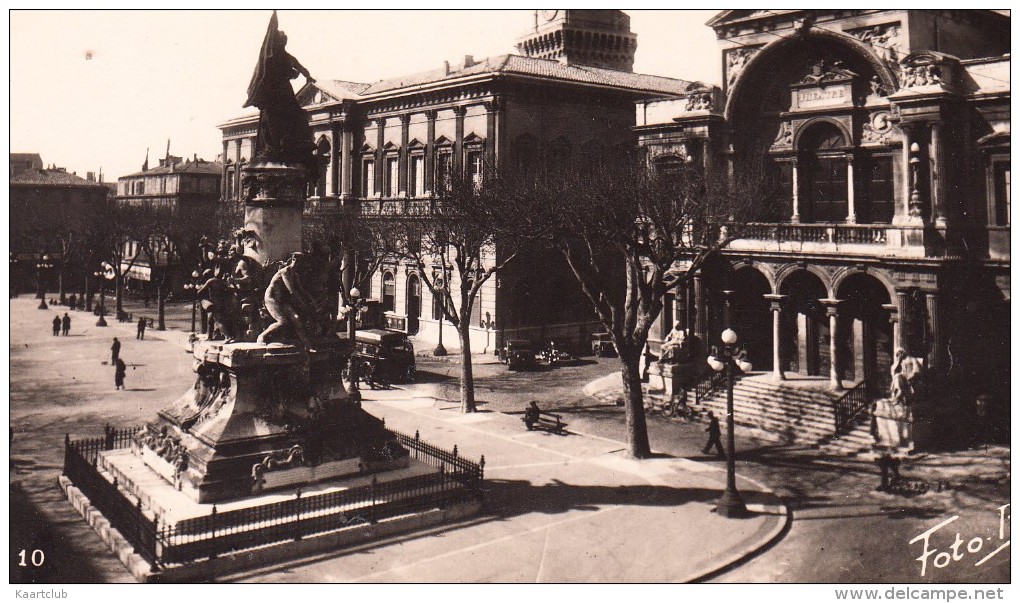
620,348,653,459
115,275,124,316
84,274,92,311
458,321,477,413
58,269,66,303
157,279,166,330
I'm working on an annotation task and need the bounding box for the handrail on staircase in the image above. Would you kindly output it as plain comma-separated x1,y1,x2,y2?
833,381,872,435
691,369,728,405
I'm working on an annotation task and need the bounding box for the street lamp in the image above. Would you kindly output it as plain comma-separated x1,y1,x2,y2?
909,141,923,217
183,270,202,333
345,287,364,404
707,327,753,518
93,265,110,327
434,276,448,357
36,254,54,309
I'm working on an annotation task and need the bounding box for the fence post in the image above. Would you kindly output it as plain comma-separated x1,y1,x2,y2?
369,476,378,525
104,423,114,450
63,434,71,475
294,489,302,541
414,431,420,460
453,445,458,458
479,455,485,481
209,505,218,559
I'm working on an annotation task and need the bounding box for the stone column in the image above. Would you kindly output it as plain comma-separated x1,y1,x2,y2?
221,140,229,200
895,290,908,353
375,118,385,196
693,273,706,343
399,115,411,197
722,290,734,329
791,158,801,223
925,291,942,379
822,299,843,390
883,303,900,354
484,98,500,168
425,110,437,194
340,124,355,199
846,154,857,223
764,294,786,381
453,106,466,174
930,122,947,226
234,139,243,202
685,281,693,336
900,132,912,221
330,123,341,197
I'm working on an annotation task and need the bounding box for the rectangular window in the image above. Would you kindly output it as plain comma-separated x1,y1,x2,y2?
992,160,1010,226
467,151,484,188
387,157,399,197
865,156,895,224
410,155,425,196
362,159,375,198
435,152,452,193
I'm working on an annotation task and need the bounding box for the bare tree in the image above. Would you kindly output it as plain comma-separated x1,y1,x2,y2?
390,177,524,413
485,151,771,457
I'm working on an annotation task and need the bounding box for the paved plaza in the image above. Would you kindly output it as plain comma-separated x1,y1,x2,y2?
9,296,1010,583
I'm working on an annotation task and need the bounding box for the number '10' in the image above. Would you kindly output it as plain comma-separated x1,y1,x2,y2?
18,549,45,567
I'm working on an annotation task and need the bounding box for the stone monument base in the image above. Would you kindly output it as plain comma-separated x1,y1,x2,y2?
648,361,705,397
136,338,407,503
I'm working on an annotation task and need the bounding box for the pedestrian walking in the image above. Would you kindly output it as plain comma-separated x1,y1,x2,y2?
137,316,147,340
114,358,127,390
111,337,121,365
61,313,71,336
52,315,61,336
68,294,77,311
702,410,725,458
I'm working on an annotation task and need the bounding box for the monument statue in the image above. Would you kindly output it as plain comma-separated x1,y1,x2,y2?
258,252,315,348
244,10,319,176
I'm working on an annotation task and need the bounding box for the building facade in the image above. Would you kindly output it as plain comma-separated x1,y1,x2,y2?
9,155,109,296
220,10,693,351
114,154,223,291
637,10,1010,445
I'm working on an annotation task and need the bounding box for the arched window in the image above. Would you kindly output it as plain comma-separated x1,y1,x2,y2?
407,274,421,318
382,271,395,312
799,123,849,223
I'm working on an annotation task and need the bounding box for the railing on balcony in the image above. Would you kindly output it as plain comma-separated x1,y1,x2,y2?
738,223,889,245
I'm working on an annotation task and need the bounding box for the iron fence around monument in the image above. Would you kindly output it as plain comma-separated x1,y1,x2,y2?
63,427,484,568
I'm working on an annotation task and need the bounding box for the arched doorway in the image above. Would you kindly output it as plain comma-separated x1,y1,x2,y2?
779,270,829,378
799,122,850,224
406,274,421,334
836,273,893,392
729,267,772,369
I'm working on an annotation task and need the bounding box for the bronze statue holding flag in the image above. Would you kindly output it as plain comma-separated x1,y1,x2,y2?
244,11,318,176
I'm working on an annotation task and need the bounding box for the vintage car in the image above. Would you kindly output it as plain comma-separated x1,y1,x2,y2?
498,339,537,370
346,329,416,385
591,332,617,357
540,340,577,366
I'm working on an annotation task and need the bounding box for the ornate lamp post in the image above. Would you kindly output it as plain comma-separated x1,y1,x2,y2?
345,287,364,404
36,254,54,309
434,275,448,357
707,328,753,518
94,264,111,327
183,269,202,333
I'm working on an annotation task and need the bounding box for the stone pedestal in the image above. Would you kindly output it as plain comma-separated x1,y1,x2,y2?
137,337,407,503
242,162,308,267
648,362,704,396
873,398,913,450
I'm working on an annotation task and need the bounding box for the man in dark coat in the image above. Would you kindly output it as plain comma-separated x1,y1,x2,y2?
703,410,725,458
137,316,147,340
114,358,127,390
61,313,71,336
52,315,61,336
111,337,121,364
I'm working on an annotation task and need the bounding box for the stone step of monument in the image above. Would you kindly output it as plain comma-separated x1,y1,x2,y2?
817,421,878,457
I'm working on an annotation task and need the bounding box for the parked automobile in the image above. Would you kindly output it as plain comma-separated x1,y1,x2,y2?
591,332,617,357
346,329,416,385
540,340,577,366
498,339,537,370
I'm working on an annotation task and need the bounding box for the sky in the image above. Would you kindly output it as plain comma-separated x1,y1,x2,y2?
8,9,722,180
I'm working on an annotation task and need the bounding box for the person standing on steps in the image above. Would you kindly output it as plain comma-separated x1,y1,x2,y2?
114,358,127,390
702,410,725,458
61,313,71,336
111,337,121,365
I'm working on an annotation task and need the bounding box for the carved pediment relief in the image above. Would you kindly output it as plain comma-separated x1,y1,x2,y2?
770,121,794,151
846,23,902,70
360,143,375,153
798,59,859,85
861,111,899,146
725,46,762,89
299,86,336,107
406,138,426,149
434,135,454,147
896,51,959,92
462,132,486,146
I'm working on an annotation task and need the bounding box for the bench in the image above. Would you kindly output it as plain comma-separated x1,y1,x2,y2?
523,410,567,434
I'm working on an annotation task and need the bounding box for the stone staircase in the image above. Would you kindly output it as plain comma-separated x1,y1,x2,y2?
693,373,863,447
817,417,877,457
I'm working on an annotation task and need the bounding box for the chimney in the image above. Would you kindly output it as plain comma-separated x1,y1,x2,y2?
443,60,451,75
463,55,475,68
194,153,198,162
87,171,95,182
